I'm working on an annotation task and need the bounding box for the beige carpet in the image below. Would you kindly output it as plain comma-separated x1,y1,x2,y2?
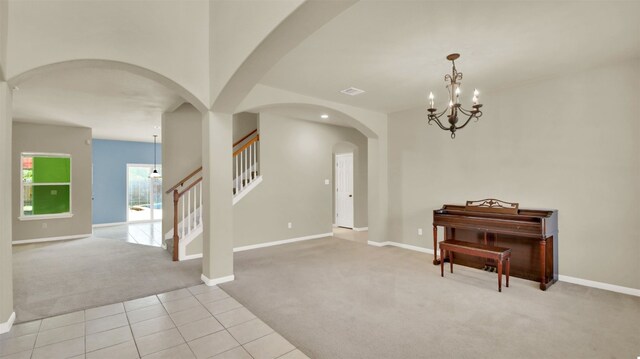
12,237,202,323
220,236,640,359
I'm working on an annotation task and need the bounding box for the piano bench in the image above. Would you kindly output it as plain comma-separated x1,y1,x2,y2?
439,240,512,292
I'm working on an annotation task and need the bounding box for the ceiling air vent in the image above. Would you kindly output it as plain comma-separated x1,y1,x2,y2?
340,87,365,96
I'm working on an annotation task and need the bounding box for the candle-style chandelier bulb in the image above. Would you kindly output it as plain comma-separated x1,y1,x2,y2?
427,53,484,139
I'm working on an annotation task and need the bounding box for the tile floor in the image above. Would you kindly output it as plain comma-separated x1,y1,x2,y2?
92,222,163,248
0,285,308,359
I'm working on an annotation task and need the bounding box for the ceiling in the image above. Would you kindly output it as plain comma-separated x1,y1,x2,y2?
12,67,185,142
257,104,358,130
260,0,640,114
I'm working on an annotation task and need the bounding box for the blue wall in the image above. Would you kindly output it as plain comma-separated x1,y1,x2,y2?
92,139,162,224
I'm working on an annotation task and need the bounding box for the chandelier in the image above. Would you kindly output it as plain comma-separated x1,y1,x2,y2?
427,53,483,139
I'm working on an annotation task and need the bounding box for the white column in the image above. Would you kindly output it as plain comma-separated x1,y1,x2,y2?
367,137,389,245
0,82,14,333
201,111,234,285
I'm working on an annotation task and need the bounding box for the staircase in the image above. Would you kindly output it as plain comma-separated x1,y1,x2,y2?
165,167,204,261
165,129,262,261
232,129,262,204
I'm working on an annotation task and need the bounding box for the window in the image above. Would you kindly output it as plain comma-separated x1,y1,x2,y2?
20,153,72,220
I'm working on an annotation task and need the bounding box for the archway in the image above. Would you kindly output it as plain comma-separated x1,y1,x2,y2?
8,59,207,113
4,59,208,323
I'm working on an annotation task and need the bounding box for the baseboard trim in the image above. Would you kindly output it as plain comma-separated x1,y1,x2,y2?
559,275,640,297
233,232,332,252
201,274,235,286
0,312,15,334
367,240,434,254
92,222,126,228
368,241,639,297
12,233,92,245
353,227,369,232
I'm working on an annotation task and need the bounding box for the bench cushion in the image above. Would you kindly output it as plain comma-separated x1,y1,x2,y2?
440,239,511,255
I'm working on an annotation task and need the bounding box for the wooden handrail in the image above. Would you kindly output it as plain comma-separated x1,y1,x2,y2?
166,166,203,194
233,129,258,148
178,177,203,197
233,135,259,157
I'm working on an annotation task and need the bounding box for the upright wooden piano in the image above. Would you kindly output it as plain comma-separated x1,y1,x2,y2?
433,199,558,290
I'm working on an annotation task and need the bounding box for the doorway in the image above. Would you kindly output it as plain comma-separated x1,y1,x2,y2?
126,164,163,222
335,153,354,228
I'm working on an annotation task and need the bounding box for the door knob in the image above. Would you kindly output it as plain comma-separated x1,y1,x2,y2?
349,195,352,197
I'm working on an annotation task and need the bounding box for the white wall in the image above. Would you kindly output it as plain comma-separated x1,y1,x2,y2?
233,113,368,247
12,122,93,242
237,85,389,243
0,83,13,331
161,103,203,242
209,0,304,105
233,112,258,144
388,60,640,290
0,0,7,80
6,0,210,105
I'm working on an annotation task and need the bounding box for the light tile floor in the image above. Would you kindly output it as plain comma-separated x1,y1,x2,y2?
93,222,163,248
0,285,309,359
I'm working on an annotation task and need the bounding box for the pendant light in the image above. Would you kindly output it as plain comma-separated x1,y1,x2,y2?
149,134,161,179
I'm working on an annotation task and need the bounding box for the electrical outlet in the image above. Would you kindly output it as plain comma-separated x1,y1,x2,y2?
288,222,292,229
42,222,47,229
324,179,330,185
418,228,423,236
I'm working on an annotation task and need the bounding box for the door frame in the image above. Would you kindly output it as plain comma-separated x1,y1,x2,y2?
334,152,354,229
125,163,162,223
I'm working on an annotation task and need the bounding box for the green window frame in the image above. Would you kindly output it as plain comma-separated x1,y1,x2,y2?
20,153,73,220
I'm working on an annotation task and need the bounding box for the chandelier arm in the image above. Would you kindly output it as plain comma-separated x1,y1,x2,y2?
428,116,450,131
458,107,474,116
454,114,477,130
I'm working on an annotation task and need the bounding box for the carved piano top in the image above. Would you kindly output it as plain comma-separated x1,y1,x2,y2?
434,199,558,238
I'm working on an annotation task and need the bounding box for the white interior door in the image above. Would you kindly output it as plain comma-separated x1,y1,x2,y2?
335,153,354,228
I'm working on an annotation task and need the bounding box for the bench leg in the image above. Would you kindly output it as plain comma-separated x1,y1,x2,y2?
498,259,503,292
450,252,454,273
440,248,445,277
506,257,510,288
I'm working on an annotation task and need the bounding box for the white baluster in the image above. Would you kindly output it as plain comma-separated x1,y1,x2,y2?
244,148,248,185
187,187,191,235
241,150,245,191
248,144,252,183
249,142,256,182
198,182,202,225
235,155,239,195
181,195,185,239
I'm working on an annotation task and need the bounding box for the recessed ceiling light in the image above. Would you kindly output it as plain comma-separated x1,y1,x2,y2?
321,114,329,119
340,87,365,96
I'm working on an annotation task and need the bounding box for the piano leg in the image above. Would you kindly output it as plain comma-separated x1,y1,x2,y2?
432,225,440,265
498,258,503,292
440,248,445,276
506,257,510,288
539,240,547,290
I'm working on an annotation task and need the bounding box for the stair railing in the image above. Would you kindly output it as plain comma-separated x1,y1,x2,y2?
166,167,203,261
233,131,260,195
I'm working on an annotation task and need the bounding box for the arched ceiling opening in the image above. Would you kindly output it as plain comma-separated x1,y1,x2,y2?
247,103,377,139
9,60,207,142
